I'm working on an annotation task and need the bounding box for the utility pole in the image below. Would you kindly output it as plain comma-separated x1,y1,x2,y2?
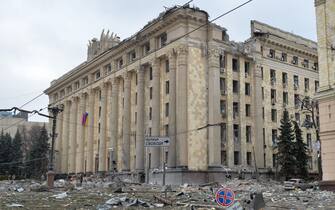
47,106,63,188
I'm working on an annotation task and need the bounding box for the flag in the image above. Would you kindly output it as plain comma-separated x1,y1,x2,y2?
82,112,88,125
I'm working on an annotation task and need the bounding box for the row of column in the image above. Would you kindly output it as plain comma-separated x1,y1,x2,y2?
55,51,181,174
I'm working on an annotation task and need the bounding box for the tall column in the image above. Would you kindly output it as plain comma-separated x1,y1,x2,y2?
69,97,78,173
208,48,221,166
123,73,131,171
254,65,265,168
176,45,188,167
61,101,70,173
87,89,95,173
99,83,108,172
168,52,177,168
136,67,145,171
77,93,86,173
110,77,119,171
226,54,234,167
55,107,63,173
151,59,161,168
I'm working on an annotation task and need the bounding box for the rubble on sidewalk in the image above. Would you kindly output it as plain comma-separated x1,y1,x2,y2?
0,176,335,209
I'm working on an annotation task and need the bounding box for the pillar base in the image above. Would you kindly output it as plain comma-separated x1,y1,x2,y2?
319,180,335,191
47,170,55,189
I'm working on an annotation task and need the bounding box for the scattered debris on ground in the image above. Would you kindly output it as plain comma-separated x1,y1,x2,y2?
0,177,334,209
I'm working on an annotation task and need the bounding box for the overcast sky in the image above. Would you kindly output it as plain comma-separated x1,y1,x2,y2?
0,0,317,122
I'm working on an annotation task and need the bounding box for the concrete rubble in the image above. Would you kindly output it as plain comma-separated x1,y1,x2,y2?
0,177,335,209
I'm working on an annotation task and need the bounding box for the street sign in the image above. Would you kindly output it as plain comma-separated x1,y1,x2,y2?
215,188,235,207
144,137,170,147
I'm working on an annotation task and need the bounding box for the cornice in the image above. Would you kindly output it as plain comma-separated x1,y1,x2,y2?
45,9,208,95
262,35,318,58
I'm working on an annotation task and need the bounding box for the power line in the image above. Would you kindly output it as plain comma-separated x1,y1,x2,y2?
1,107,48,132
0,92,46,122
19,92,45,109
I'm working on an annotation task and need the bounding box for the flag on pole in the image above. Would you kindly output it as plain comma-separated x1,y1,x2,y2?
82,112,88,125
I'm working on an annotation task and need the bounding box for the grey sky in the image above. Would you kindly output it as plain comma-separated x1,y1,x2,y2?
0,0,317,122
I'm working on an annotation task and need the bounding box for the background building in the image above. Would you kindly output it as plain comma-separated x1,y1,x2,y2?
315,0,335,189
0,111,47,138
45,5,319,183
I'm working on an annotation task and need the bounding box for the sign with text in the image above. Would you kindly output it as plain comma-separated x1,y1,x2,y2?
144,137,170,147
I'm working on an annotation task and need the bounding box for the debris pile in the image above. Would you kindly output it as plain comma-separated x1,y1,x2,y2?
0,177,335,209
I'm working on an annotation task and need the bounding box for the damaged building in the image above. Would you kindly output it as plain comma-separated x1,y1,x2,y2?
44,5,319,183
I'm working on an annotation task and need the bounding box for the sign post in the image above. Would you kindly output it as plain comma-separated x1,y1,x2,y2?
144,137,170,185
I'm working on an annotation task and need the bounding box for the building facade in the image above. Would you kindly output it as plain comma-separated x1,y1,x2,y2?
45,6,320,182
314,0,335,188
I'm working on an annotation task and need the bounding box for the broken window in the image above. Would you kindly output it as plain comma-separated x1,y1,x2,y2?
74,81,80,90
159,32,167,48
313,62,318,71
149,87,153,99
270,69,276,85
283,92,288,105
232,58,239,72
271,89,276,104
294,75,299,89
82,76,89,85
269,49,275,58
246,126,251,143
233,80,239,94
281,52,287,62
221,123,227,142
233,102,239,119
117,58,123,69
149,67,153,80
292,56,298,65
245,104,251,117
272,129,278,146
247,152,252,165
165,103,169,117
315,81,319,92
220,100,226,115
245,83,251,96
166,81,169,95
305,78,310,91
233,124,239,141
220,78,226,94
282,72,288,87
303,59,309,68
245,61,250,76
165,60,169,73
143,42,150,55
95,71,101,80
294,94,300,108
234,151,240,165
271,109,277,122
219,54,225,70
